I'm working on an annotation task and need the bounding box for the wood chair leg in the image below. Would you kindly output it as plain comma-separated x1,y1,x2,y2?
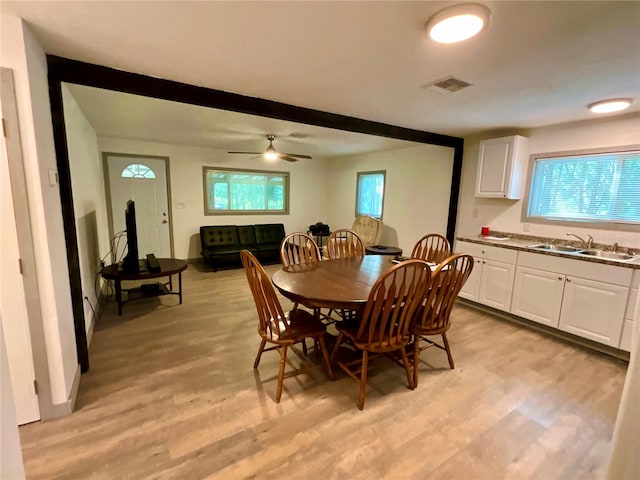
400,346,415,390
442,333,455,369
275,345,288,403
358,351,369,410
317,336,334,381
254,338,267,368
301,339,308,355
330,333,344,362
413,337,420,388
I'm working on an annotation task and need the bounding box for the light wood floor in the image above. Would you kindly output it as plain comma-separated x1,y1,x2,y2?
19,262,628,479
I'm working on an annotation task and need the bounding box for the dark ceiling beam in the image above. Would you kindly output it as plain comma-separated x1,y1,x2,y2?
47,55,463,149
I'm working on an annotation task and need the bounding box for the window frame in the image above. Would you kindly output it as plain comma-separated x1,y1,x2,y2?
522,144,640,231
355,170,386,220
202,166,290,215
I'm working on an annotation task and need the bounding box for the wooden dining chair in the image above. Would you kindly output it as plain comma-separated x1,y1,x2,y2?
330,259,432,410
280,232,330,342
327,229,365,259
409,254,474,387
280,232,321,268
411,233,451,264
241,250,333,403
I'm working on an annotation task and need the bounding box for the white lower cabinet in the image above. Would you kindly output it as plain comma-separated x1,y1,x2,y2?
559,276,629,347
511,266,565,327
456,241,516,310
459,257,482,300
479,260,516,311
614,270,638,352
457,242,635,351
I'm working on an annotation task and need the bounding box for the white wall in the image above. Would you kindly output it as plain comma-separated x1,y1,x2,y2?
98,137,331,260
326,144,455,255
1,15,78,405
457,113,640,247
63,84,109,339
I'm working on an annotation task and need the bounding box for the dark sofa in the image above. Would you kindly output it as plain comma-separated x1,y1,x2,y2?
200,224,285,271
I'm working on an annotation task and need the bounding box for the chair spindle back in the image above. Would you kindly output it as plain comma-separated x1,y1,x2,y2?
413,254,474,332
411,233,451,264
355,259,432,351
280,232,321,267
327,229,365,259
241,250,287,341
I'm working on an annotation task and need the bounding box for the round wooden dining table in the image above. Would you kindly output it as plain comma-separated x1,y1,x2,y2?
271,255,395,311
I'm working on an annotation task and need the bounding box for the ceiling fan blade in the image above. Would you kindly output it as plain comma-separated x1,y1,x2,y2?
280,155,299,162
282,153,312,159
227,151,262,155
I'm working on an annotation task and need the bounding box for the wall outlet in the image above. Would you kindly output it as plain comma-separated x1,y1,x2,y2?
472,208,479,219
523,222,530,232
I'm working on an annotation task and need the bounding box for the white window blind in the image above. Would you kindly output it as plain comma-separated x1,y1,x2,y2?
203,167,289,215
527,150,640,224
356,171,385,219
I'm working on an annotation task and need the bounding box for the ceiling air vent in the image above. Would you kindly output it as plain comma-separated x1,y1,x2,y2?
421,76,472,94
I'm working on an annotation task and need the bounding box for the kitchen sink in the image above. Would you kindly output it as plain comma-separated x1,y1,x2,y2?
527,244,585,253
527,244,638,263
577,250,636,261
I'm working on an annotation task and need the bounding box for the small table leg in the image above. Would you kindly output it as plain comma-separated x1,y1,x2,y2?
168,274,173,291
115,279,123,316
178,272,183,304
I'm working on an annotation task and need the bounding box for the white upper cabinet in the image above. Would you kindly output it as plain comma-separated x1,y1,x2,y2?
476,135,529,199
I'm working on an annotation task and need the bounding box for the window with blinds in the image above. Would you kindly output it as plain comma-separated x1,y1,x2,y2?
356,171,386,219
203,167,289,215
527,149,640,224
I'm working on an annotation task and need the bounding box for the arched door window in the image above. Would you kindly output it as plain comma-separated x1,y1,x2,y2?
121,163,156,179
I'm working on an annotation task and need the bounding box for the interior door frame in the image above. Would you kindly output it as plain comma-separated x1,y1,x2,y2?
2,67,54,419
102,152,174,262
46,55,464,374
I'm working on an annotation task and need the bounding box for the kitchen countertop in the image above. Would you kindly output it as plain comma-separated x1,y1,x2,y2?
456,233,640,269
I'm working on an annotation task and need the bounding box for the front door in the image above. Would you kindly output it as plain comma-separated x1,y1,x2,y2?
106,154,172,260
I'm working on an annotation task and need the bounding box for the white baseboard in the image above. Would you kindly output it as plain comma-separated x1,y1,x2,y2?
45,363,81,419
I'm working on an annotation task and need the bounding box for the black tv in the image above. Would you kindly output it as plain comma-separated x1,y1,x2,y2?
121,200,140,273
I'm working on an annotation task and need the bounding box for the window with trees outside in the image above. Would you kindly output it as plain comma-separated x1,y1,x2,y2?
356,171,386,219
203,167,289,215
526,147,640,225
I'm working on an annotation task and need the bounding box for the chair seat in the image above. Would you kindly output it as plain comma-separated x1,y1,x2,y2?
276,309,327,341
336,318,407,352
410,323,450,336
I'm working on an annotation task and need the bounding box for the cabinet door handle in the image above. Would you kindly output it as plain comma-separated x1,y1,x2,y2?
482,260,486,264
566,278,571,282
558,277,563,280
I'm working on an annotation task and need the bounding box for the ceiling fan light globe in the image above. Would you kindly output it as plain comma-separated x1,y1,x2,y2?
264,151,279,161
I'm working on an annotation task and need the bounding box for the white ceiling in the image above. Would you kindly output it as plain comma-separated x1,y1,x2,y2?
64,84,421,158
3,1,640,154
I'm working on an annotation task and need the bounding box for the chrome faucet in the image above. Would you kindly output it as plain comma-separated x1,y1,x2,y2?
566,233,594,248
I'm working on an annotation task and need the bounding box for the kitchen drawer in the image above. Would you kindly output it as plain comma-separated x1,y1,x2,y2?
455,241,517,263
518,251,633,286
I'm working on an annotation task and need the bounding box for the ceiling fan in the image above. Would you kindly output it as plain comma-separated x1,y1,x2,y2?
228,134,312,162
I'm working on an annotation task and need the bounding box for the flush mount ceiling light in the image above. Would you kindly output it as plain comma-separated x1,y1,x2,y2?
426,3,491,44
588,98,634,114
